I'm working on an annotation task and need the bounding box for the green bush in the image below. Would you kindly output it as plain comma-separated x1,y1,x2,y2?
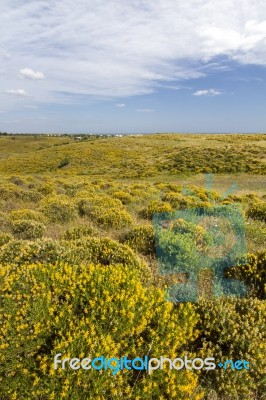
0,238,67,267
40,195,77,223
121,225,155,255
161,192,185,208
70,237,145,272
90,207,133,229
77,195,132,228
155,218,212,276
139,200,173,219
247,201,266,222
226,252,266,299
0,237,146,275
0,232,13,247
9,209,46,223
112,190,133,204
194,298,266,399
11,219,46,240
63,225,96,240
244,220,266,253
77,195,123,215
0,211,9,229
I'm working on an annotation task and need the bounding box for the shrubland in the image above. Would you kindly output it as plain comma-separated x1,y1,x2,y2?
0,133,265,399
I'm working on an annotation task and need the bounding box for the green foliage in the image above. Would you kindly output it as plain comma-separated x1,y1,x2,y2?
0,232,13,247
0,237,146,275
9,209,46,223
194,298,266,399
245,219,266,253
139,200,173,219
77,195,133,228
40,195,77,223
63,225,96,240
155,218,212,274
226,252,266,299
247,201,266,222
0,238,68,266
11,219,46,240
58,157,70,168
121,225,155,255
0,211,9,229
112,190,133,204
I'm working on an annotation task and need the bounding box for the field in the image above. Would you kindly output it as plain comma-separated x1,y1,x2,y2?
0,133,265,399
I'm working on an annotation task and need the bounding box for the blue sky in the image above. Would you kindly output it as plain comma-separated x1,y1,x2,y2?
1,0,266,134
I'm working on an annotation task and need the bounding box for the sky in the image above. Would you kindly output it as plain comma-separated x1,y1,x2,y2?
0,0,266,134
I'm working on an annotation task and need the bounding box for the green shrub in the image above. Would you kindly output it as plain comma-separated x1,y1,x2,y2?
226,252,266,299
155,218,212,276
0,238,67,266
0,211,9,229
121,225,155,255
0,232,13,246
58,157,70,168
245,220,266,253
11,220,46,240
0,237,145,274
40,195,77,223
77,195,123,214
9,209,46,223
0,261,201,399
70,237,145,272
194,298,266,399
247,201,266,222
139,200,173,219
77,195,132,228
161,192,185,208
35,182,55,195
63,225,96,240
112,190,133,204
91,207,133,229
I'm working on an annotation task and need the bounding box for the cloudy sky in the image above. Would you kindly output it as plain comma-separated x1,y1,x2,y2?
1,0,266,133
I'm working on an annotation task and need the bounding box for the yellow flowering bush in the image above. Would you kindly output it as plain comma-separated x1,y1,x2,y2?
112,190,133,204
247,201,266,222
0,261,202,400
11,219,46,240
63,225,96,241
77,195,133,229
194,298,266,399
0,237,147,276
0,239,67,266
40,195,77,223
121,225,155,256
139,200,173,220
9,209,47,223
0,211,9,230
161,192,188,208
226,252,266,299
0,232,13,247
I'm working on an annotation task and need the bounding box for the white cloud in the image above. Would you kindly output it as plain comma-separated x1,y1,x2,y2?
5,89,29,97
136,109,155,112
0,0,266,105
19,68,45,80
193,89,222,96
116,103,126,107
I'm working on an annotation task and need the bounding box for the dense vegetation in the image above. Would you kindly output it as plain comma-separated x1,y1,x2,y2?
0,133,265,399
